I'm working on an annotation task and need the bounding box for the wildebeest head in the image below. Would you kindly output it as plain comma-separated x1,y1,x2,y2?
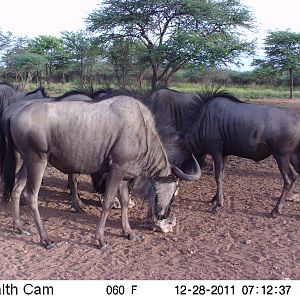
151,154,201,222
153,175,178,220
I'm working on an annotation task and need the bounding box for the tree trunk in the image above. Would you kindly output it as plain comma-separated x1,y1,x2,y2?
137,69,146,89
80,58,84,90
46,64,50,86
36,69,39,86
151,65,158,91
289,68,293,99
163,71,174,88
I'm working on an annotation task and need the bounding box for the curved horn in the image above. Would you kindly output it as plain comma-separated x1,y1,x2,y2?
172,154,201,181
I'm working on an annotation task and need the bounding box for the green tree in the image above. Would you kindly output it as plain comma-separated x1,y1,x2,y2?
253,30,300,98
0,29,14,51
107,38,147,87
28,35,66,86
6,52,47,88
86,0,255,90
61,30,103,88
0,33,27,80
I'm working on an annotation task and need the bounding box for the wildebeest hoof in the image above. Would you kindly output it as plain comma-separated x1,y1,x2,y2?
133,234,144,242
70,202,86,213
14,227,31,236
70,206,83,213
43,240,57,250
209,197,217,204
79,201,86,208
20,229,31,236
99,243,112,250
270,209,279,219
125,233,143,242
211,205,221,215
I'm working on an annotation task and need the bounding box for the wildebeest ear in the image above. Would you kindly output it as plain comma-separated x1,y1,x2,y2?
157,174,177,183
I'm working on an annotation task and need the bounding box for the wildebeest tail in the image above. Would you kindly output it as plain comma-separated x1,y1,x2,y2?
1,119,16,202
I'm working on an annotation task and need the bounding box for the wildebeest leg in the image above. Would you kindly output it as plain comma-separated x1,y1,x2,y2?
271,155,296,218
14,151,22,173
95,165,125,249
11,163,30,235
211,153,226,214
68,174,85,212
291,152,300,174
144,186,157,226
14,152,27,207
118,181,140,241
23,155,55,249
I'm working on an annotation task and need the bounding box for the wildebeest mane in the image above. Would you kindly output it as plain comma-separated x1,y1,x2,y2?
52,90,91,101
181,88,245,135
90,88,113,99
132,123,180,203
157,123,181,166
197,89,245,105
25,87,48,98
90,88,144,103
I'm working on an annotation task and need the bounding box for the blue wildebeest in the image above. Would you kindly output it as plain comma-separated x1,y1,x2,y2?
184,91,300,217
0,84,48,203
89,88,203,212
1,92,200,249
0,90,95,213
0,82,16,102
0,83,47,115
0,85,48,166
147,88,208,170
147,88,202,131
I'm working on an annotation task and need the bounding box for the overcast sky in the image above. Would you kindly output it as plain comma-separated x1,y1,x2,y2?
0,0,100,37
0,0,299,70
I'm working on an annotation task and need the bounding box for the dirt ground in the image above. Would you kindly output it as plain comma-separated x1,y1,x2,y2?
0,98,299,280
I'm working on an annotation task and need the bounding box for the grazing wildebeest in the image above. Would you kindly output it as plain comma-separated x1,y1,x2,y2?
184,91,300,217
1,92,200,249
88,88,203,211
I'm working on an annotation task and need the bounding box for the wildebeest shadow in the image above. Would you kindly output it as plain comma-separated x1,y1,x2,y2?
223,201,300,220
40,175,99,207
39,184,101,208
195,193,300,220
42,175,94,194
0,201,144,249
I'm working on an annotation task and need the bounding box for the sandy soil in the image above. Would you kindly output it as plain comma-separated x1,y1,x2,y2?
0,98,299,280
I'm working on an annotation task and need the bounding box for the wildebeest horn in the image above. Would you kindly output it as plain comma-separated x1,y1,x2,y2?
172,154,201,181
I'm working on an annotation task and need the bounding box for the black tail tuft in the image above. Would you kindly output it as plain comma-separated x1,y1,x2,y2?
1,119,16,203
